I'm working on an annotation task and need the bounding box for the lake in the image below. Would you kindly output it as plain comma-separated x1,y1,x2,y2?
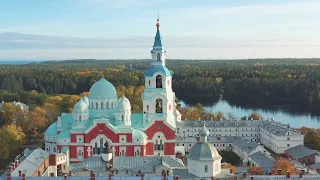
180,99,320,128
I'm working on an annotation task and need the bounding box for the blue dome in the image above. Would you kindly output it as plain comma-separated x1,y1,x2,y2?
144,66,172,77
89,77,118,99
73,99,88,113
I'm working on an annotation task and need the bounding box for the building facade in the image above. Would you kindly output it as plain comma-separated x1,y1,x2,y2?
44,18,180,163
176,119,304,154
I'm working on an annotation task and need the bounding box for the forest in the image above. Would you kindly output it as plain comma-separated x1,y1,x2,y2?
1,58,320,111
1,58,320,171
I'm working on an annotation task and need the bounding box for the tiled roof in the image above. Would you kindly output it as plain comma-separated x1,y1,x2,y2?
249,151,275,174
285,145,315,159
310,162,320,169
260,120,299,136
73,156,107,171
113,156,184,173
246,175,320,179
232,137,260,154
11,148,49,177
178,119,261,127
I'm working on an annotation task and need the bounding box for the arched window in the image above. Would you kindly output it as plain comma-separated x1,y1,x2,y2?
107,102,109,109
160,140,163,150
93,143,98,155
157,53,161,61
122,115,124,121
156,98,163,113
156,75,162,88
91,102,93,108
205,165,208,173
101,102,103,109
96,102,98,109
99,138,103,154
155,140,158,150
111,102,114,109
79,115,81,121
137,150,140,156
121,150,125,156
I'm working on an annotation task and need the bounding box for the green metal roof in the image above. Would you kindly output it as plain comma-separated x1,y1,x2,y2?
45,122,57,136
57,130,70,139
131,113,144,129
187,142,222,161
132,129,147,138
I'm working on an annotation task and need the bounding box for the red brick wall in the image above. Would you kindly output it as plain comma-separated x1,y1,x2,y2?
299,154,316,165
145,121,175,140
164,142,175,155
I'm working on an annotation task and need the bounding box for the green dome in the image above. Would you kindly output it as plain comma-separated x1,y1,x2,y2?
89,77,117,99
188,142,221,161
45,123,57,136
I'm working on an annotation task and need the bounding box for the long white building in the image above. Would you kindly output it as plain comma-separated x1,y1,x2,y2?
176,119,304,154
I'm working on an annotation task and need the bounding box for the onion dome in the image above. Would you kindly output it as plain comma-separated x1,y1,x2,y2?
188,124,221,161
199,124,209,137
89,77,117,99
116,96,131,111
73,99,88,113
82,95,89,105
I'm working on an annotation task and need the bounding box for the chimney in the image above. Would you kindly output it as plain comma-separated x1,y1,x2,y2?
163,172,167,180
299,172,303,178
90,171,95,180
9,166,13,173
196,137,200,142
15,160,19,167
11,163,15,170
242,172,247,178
18,170,22,177
22,173,26,180
64,175,68,180
229,168,233,173
251,177,254,180
277,169,282,175
7,173,11,180
175,176,179,180
286,172,290,178
108,173,112,180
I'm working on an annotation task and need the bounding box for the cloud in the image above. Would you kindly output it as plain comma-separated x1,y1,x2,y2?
1,32,320,60
178,2,320,20
88,0,168,8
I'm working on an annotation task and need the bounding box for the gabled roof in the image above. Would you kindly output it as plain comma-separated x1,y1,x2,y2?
310,162,320,169
285,145,315,159
11,148,49,177
113,156,184,173
232,137,260,154
249,151,275,174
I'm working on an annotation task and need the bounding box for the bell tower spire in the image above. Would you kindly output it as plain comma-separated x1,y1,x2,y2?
151,14,165,67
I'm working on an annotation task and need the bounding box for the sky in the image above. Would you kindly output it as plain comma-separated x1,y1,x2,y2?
1,0,320,60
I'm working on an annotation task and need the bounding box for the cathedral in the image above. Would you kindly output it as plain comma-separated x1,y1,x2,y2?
44,18,181,163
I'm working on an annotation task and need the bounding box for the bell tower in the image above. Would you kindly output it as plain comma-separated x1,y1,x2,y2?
141,16,177,127
151,15,166,67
